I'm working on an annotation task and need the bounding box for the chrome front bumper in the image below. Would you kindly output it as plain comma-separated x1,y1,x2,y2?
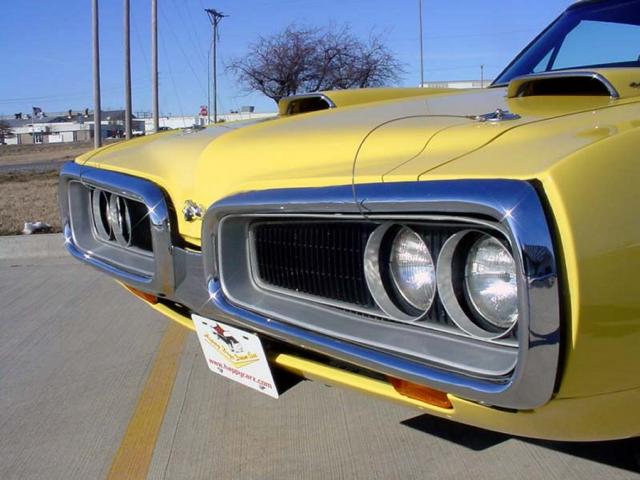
60,162,561,410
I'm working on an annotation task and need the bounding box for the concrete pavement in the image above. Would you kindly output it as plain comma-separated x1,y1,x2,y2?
1,252,638,479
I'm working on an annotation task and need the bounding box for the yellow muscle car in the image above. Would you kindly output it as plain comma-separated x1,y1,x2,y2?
59,0,639,440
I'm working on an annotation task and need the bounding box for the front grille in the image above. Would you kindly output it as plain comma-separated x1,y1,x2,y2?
251,220,466,330
252,222,376,307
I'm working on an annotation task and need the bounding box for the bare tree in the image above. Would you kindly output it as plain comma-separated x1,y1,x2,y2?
0,121,14,145
228,25,404,103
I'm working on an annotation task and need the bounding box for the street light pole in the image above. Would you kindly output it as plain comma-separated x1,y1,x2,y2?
205,9,227,124
92,0,102,148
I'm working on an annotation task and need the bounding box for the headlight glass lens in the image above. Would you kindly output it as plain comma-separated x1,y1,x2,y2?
389,227,436,312
464,235,518,329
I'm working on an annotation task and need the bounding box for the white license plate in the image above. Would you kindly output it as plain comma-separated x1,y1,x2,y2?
192,314,279,398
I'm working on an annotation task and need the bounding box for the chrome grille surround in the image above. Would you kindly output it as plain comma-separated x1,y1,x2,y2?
59,162,174,294
202,180,560,409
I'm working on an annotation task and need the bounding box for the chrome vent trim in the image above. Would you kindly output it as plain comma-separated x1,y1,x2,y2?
507,70,620,99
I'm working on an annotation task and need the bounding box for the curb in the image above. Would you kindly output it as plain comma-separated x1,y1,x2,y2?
0,233,66,260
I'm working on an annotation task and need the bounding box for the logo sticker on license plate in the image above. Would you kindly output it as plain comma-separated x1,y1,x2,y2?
192,314,279,398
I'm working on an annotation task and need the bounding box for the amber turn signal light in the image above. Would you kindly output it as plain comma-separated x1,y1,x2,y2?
125,285,158,305
388,377,453,409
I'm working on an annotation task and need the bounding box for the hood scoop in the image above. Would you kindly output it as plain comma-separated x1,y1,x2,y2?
278,94,335,116
508,71,621,99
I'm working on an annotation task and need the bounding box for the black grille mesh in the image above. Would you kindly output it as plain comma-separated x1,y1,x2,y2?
253,222,376,307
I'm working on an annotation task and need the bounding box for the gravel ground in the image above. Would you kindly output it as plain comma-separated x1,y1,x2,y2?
0,171,61,235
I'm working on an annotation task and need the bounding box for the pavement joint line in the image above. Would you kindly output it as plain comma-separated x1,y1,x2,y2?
106,321,188,480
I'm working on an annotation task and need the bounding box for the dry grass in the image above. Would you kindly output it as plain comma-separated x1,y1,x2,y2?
0,139,122,166
0,171,61,235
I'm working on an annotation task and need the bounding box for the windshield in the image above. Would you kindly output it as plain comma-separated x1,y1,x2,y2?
493,0,640,85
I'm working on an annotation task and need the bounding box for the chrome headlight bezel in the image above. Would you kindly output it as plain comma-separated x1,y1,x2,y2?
364,223,438,322
464,235,519,331
436,230,520,341
388,226,437,313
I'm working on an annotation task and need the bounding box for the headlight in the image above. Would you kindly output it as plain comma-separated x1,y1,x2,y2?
364,224,436,321
389,227,436,312
464,235,518,330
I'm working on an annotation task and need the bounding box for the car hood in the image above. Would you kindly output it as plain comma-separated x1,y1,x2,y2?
81,84,632,242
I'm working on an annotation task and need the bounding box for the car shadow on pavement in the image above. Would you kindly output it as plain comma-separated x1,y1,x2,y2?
401,414,640,473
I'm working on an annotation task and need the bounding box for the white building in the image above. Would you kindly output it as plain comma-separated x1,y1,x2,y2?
421,79,495,89
1,110,145,145
142,112,275,134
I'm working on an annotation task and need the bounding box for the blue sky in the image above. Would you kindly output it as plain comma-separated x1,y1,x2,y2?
0,0,573,116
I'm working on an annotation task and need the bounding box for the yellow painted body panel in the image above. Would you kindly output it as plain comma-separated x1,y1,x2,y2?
86,71,640,438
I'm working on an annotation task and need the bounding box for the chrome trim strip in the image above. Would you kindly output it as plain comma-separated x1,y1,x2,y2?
203,180,560,409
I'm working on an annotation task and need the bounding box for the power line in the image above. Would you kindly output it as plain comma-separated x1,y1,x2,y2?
172,0,208,72
160,4,207,97
159,30,187,126
131,5,151,76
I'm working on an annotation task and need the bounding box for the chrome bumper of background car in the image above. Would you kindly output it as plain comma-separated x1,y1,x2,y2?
61,163,560,410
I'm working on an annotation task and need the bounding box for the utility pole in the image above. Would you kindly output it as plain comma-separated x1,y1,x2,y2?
419,0,424,87
207,35,212,125
151,0,159,133
480,64,484,88
124,0,132,139
205,9,227,124
92,0,102,148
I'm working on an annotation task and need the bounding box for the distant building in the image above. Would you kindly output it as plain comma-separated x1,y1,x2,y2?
421,79,494,89
0,110,145,145
140,111,275,134
1,108,277,144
